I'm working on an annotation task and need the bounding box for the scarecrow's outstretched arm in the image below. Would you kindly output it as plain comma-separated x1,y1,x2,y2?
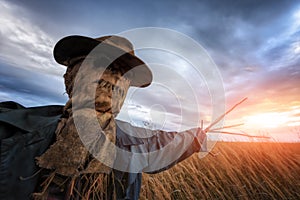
116,121,206,173
144,127,206,174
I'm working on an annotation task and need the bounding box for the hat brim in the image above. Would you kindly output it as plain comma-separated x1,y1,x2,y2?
53,35,152,88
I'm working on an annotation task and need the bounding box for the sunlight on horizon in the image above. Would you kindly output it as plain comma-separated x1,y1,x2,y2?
244,112,291,128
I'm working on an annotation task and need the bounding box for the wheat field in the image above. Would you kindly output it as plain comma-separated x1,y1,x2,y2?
140,142,300,200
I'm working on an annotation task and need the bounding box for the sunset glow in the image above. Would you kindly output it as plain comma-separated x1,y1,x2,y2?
244,112,290,129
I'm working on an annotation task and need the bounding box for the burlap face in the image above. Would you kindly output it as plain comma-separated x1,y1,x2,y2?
37,57,130,176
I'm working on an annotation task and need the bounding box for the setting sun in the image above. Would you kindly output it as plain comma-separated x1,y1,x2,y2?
243,112,290,128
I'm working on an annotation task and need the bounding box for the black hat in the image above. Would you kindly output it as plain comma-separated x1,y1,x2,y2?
53,35,152,87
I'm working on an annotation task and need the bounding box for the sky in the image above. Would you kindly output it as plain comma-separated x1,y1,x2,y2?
0,0,300,142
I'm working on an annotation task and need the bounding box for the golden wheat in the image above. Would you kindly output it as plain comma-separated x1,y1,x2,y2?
140,142,300,200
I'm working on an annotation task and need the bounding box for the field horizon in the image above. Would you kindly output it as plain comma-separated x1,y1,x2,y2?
140,142,300,200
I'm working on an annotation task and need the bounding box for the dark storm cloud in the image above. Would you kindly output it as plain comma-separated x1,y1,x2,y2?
0,63,67,106
7,0,298,67
157,0,295,47
7,0,162,37
164,0,299,80
10,0,295,36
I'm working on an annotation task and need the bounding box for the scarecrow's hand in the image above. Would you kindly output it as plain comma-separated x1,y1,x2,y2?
195,128,206,143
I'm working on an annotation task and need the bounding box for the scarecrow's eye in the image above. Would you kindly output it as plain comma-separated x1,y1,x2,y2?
110,68,119,74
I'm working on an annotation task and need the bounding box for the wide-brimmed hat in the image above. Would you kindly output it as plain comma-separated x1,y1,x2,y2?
53,35,152,87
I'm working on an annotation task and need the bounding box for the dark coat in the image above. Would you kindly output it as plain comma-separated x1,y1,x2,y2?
0,101,63,200
0,101,201,200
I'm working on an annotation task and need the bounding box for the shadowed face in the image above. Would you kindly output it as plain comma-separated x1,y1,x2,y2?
64,56,131,117
37,56,129,176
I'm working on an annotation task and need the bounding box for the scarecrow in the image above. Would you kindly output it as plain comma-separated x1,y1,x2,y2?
0,35,207,200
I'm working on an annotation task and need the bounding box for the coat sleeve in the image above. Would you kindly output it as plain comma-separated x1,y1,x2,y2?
143,128,203,174
115,120,206,174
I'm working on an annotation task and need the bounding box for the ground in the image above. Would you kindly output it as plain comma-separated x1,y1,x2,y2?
141,142,300,200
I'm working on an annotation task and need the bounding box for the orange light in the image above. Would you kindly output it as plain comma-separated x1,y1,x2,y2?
243,112,289,128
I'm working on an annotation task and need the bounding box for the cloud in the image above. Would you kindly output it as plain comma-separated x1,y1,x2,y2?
0,63,67,106
257,8,300,71
0,1,68,106
1,0,300,138
0,1,65,76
